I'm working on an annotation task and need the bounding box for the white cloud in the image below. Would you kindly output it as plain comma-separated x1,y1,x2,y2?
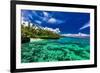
79,21,90,30
31,11,49,21
32,11,50,20
28,14,33,20
48,18,56,23
43,11,49,17
42,17,48,21
32,11,39,17
32,11,43,19
47,18,64,24
31,11,64,24
43,27,60,33
35,20,42,24
62,32,89,37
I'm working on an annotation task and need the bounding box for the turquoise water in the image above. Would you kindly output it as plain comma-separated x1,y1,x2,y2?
21,37,90,63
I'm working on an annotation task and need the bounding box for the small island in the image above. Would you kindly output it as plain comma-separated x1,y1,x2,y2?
21,22,60,43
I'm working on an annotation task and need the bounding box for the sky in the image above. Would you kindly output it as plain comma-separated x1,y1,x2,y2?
21,10,90,34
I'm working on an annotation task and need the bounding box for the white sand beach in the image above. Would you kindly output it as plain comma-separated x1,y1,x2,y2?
30,38,43,42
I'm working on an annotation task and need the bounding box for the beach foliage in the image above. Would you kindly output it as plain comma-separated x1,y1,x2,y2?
21,24,60,42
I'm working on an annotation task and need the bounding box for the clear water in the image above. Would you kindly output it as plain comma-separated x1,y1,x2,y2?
21,37,90,63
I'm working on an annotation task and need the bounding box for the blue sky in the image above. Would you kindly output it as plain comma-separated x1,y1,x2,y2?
21,10,90,34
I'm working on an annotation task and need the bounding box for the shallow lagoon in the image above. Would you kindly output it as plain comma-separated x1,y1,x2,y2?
21,37,90,63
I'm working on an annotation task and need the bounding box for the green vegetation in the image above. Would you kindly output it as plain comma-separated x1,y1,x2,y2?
21,24,60,43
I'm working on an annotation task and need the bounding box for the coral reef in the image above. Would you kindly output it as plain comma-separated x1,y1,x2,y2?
21,37,90,63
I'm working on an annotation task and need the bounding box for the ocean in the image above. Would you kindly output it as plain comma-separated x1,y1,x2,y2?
21,37,90,63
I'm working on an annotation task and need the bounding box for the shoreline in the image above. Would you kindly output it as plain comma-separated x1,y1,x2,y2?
30,38,43,42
